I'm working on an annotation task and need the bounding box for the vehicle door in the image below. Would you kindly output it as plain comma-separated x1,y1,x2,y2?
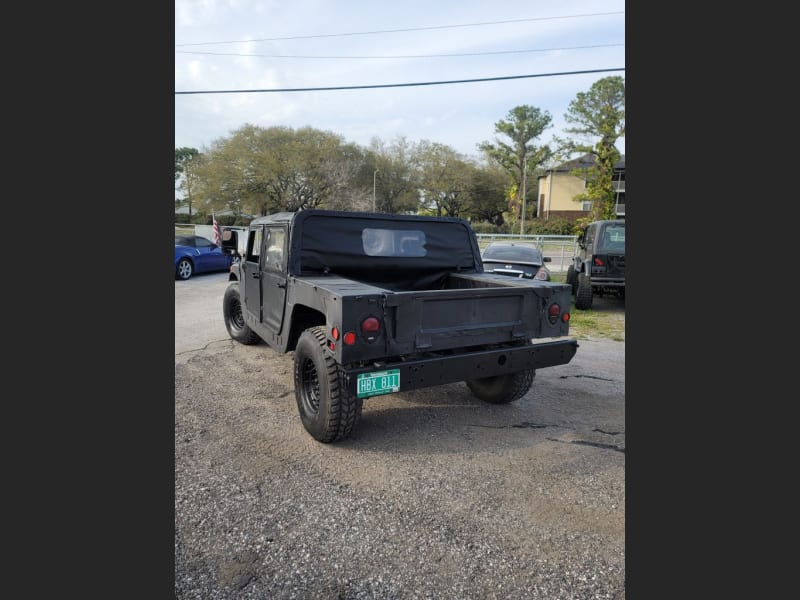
193,236,229,272
242,227,265,321
259,226,288,334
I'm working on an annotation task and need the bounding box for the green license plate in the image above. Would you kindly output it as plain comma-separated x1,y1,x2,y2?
356,369,400,398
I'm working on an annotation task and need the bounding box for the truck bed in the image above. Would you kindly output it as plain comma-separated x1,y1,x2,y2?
296,272,571,361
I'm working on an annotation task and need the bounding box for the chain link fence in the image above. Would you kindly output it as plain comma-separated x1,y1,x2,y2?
475,233,578,273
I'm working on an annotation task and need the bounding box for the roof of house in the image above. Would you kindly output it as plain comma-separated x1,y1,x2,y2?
542,153,625,175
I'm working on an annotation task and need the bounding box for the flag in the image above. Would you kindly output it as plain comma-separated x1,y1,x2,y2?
212,210,221,246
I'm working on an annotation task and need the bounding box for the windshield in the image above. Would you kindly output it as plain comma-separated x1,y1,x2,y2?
597,224,625,253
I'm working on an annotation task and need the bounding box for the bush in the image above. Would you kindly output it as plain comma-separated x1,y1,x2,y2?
470,221,503,234
527,217,575,235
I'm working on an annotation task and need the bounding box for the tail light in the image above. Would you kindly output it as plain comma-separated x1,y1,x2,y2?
361,316,380,343
339,316,381,347
548,303,561,324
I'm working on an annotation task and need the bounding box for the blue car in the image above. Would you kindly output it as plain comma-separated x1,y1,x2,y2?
175,235,232,280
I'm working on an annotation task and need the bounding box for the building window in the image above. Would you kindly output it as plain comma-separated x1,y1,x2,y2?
581,201,593,211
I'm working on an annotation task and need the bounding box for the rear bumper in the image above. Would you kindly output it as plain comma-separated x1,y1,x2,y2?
591,278,625,287
341,337,579,398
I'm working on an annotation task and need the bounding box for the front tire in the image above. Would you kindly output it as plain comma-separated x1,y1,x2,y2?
176,258,193,280
575,272,593,310
566,265,577,296
223,283,260,344
466,369,535,404
294,326,362,443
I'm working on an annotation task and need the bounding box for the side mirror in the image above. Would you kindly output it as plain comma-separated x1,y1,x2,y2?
543,257,551,263
221,230,238,255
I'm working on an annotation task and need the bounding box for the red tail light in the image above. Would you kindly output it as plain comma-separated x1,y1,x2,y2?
361,317,380,332
343,332,356,345
361,316,380,343
562,312,570,322
594,257,604,266
548,303,560,324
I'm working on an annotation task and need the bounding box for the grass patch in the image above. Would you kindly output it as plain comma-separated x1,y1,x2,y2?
567,303,625,341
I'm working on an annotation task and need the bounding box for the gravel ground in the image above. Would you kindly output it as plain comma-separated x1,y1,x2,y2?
175,277,625,599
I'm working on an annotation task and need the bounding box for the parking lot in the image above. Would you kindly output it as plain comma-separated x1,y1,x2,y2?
175,272,625,599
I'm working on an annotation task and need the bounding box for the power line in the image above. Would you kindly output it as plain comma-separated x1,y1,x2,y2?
175,43,623,60
175,67,624,95
175,12,625,47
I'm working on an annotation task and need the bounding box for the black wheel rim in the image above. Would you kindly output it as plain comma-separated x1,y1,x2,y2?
299,357,321,415
229,297,245,331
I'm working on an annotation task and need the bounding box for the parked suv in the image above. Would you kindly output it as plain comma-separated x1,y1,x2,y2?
566,219,625,309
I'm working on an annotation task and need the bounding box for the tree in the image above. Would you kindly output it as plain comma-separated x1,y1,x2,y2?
175,147,198,181
413,141,473,218
193,125,371,217
368,137,421,214
463,163,510,226
477,106,552,232
175,147,201,218
559,76,625,220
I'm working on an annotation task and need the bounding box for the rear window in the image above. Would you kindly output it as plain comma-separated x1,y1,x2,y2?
362,228,427,257
597,224,625,253
483,245,542,263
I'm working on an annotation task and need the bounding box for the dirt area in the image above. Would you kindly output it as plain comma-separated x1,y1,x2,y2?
175,276,625,599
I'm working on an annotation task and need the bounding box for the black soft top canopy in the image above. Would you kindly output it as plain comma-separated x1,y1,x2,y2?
285,210,482,290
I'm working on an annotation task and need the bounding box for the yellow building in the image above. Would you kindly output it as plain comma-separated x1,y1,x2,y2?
536,154,625,221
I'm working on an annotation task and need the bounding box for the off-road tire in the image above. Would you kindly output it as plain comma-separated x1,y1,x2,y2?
294,326,362,443
466,369,535,404
566,265,577,296
176,258,193,280
223,283,260,345
575,272,593,310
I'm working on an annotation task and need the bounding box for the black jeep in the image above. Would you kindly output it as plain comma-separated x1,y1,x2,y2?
566,219,625,310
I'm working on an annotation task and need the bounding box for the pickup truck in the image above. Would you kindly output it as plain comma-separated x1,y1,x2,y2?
221,210,578,442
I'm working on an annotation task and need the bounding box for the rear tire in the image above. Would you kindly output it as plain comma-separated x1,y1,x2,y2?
575,272,593,310
223,283,260,344
466,369,535,404
294,326,362,443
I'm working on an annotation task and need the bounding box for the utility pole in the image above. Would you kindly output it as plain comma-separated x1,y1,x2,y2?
373,169,379,212
520,154,527,236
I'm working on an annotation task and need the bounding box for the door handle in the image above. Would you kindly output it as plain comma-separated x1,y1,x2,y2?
252,272,261,279
276,281,286,289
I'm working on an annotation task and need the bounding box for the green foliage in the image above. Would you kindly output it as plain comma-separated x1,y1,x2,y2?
370,137,422,214
413,140,475,218
470,221,504,234
527,217,575,235
477,105,553,223
559,76,625,220
571,216,593,235
175,147,199,181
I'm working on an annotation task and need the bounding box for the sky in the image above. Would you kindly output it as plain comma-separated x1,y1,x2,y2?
175,0,625,161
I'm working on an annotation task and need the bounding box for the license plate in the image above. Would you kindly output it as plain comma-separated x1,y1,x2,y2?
356,369,400,398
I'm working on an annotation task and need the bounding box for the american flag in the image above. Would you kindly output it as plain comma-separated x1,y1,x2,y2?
212,210,221,246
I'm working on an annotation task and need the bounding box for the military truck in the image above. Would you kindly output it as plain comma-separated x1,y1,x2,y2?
221,210,578,443
566,219,626,310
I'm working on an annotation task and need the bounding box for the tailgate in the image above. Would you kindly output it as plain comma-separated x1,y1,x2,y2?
384,285,570,352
